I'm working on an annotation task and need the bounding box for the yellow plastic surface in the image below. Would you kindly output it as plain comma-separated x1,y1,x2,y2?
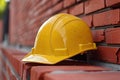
22,13,97,64
0,0,6,12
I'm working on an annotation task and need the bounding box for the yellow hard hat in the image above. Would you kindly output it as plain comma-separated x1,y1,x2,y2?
0,0,6,13
22,13,97,64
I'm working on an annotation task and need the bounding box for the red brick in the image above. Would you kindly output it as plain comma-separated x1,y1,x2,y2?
94,46,119,63
76,0,82,2
30,66,109,80
0,72,4,80
0,57,3,80
32,0,48,13
33,1,52,17
6,66,16,80
31,0,40,7
44,72,120,80
85,0,105,14
52,2,63,13
52,0,60,5
63,0,76,8
106,0,120,7
93,9,120,27
23,60,90,80
105,28,120,44
23,63,35,80
69,3,83,15
81,15,93,27
1,50,19,80
1,48,26,78
92,30,105,42
23,59,92,80
6,66,13,80
60,9,68,13
0,48,36,80
1,73,7,80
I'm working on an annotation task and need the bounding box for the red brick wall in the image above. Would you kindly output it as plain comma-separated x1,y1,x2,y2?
0,20,3,42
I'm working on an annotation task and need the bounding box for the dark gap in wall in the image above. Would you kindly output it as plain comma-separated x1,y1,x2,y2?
85,7,111,16
116,48,120,63
110,3,120,9
3,2,9,41
70,52,89,62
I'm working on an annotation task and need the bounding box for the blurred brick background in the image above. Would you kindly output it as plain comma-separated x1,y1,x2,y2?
0,0,120,80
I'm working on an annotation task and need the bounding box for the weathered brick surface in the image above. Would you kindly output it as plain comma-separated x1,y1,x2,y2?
69,3,83,15
92,30,105,42
52,2,63,14
94,46,119,64
85,0,105,14
1,48,26,77
63,0,76,8
44,72,120,80
93,9,120,27
81,15,93,27
31,66,109,80
105,28,120,44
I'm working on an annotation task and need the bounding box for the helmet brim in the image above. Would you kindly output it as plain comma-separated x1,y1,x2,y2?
22,46,97,64
22,53,75,64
